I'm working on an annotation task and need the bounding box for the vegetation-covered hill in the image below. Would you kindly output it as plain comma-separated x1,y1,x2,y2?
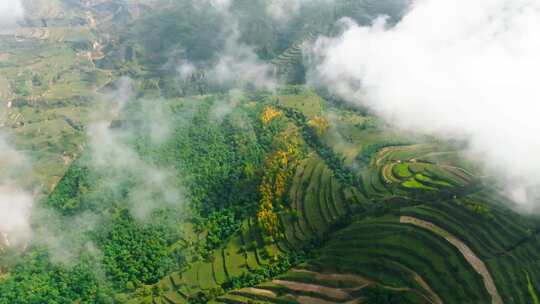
0,1,539,304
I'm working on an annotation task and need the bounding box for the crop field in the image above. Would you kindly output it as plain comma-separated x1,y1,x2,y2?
126,140,361,303
0,7,115,190
186,97,540,304
107,92,522,304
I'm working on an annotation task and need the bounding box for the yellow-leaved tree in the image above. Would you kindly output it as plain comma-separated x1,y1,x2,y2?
308,115,330,136
261,106,283,125
257,133,302,238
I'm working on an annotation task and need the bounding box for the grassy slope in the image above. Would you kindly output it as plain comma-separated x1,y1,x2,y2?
209,93,540,304
110,90,540,304
0,1,117,191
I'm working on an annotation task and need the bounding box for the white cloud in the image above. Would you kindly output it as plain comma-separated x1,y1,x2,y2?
0,137,33,247
266,0,334,21
87,78,184,221
310,0,540,207
208,0,232,11
191,1,277,91
0,185,32,247
0,0,24,27
207,41,276,90
194,0,231,12
177,61,196,82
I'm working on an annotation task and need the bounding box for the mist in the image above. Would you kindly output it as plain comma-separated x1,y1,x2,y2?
265,0,335,21
206,32,276,91
0,184,32,248
88,78,184,221
178,0,277,91
0,115,34,248
202,0,334,21
0,0,31,249
309,0,540,208
0,1,24,27
28,78,185,263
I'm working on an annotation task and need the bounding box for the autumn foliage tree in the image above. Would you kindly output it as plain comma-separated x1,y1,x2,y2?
261,106,283,125
308,115,330,136
257,127,302,237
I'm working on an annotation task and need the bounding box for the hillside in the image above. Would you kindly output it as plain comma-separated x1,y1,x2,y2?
0,1,539,304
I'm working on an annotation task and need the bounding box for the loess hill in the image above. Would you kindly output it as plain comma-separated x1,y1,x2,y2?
0,1,539,304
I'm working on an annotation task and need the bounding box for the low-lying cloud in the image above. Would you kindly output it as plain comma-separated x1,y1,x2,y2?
0,0,34,242
24,78,184,263
206,33,276,91
0,1,24,27
88,78,184,221
179,0,277,91
0,185,32,247
0,137,34,248
309,0,540,207
266,0,334,21
200,0,334,21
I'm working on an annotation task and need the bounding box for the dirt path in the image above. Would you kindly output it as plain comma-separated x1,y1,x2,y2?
375,147,394,166
400,216,503,304
272,279,351,301
410,270,444,304
292,268,371,286
375,144,434,166
297,296,336,304
240,287,276,298
382,163,401,184
291,268,442,303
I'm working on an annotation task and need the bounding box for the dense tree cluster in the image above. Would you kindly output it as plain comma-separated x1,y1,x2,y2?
161,98,266,217
201,208,242,251
0,250,110,304
45,159,92,215
0,92,372,302
98,212,175,289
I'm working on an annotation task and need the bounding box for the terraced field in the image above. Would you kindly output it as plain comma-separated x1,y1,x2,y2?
362,144,475,198
3,2,539,303
123,147,363,303
211,189,540,304
204,105,540,304
0,1,116,191
24,87,537,304
272,32,316,84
